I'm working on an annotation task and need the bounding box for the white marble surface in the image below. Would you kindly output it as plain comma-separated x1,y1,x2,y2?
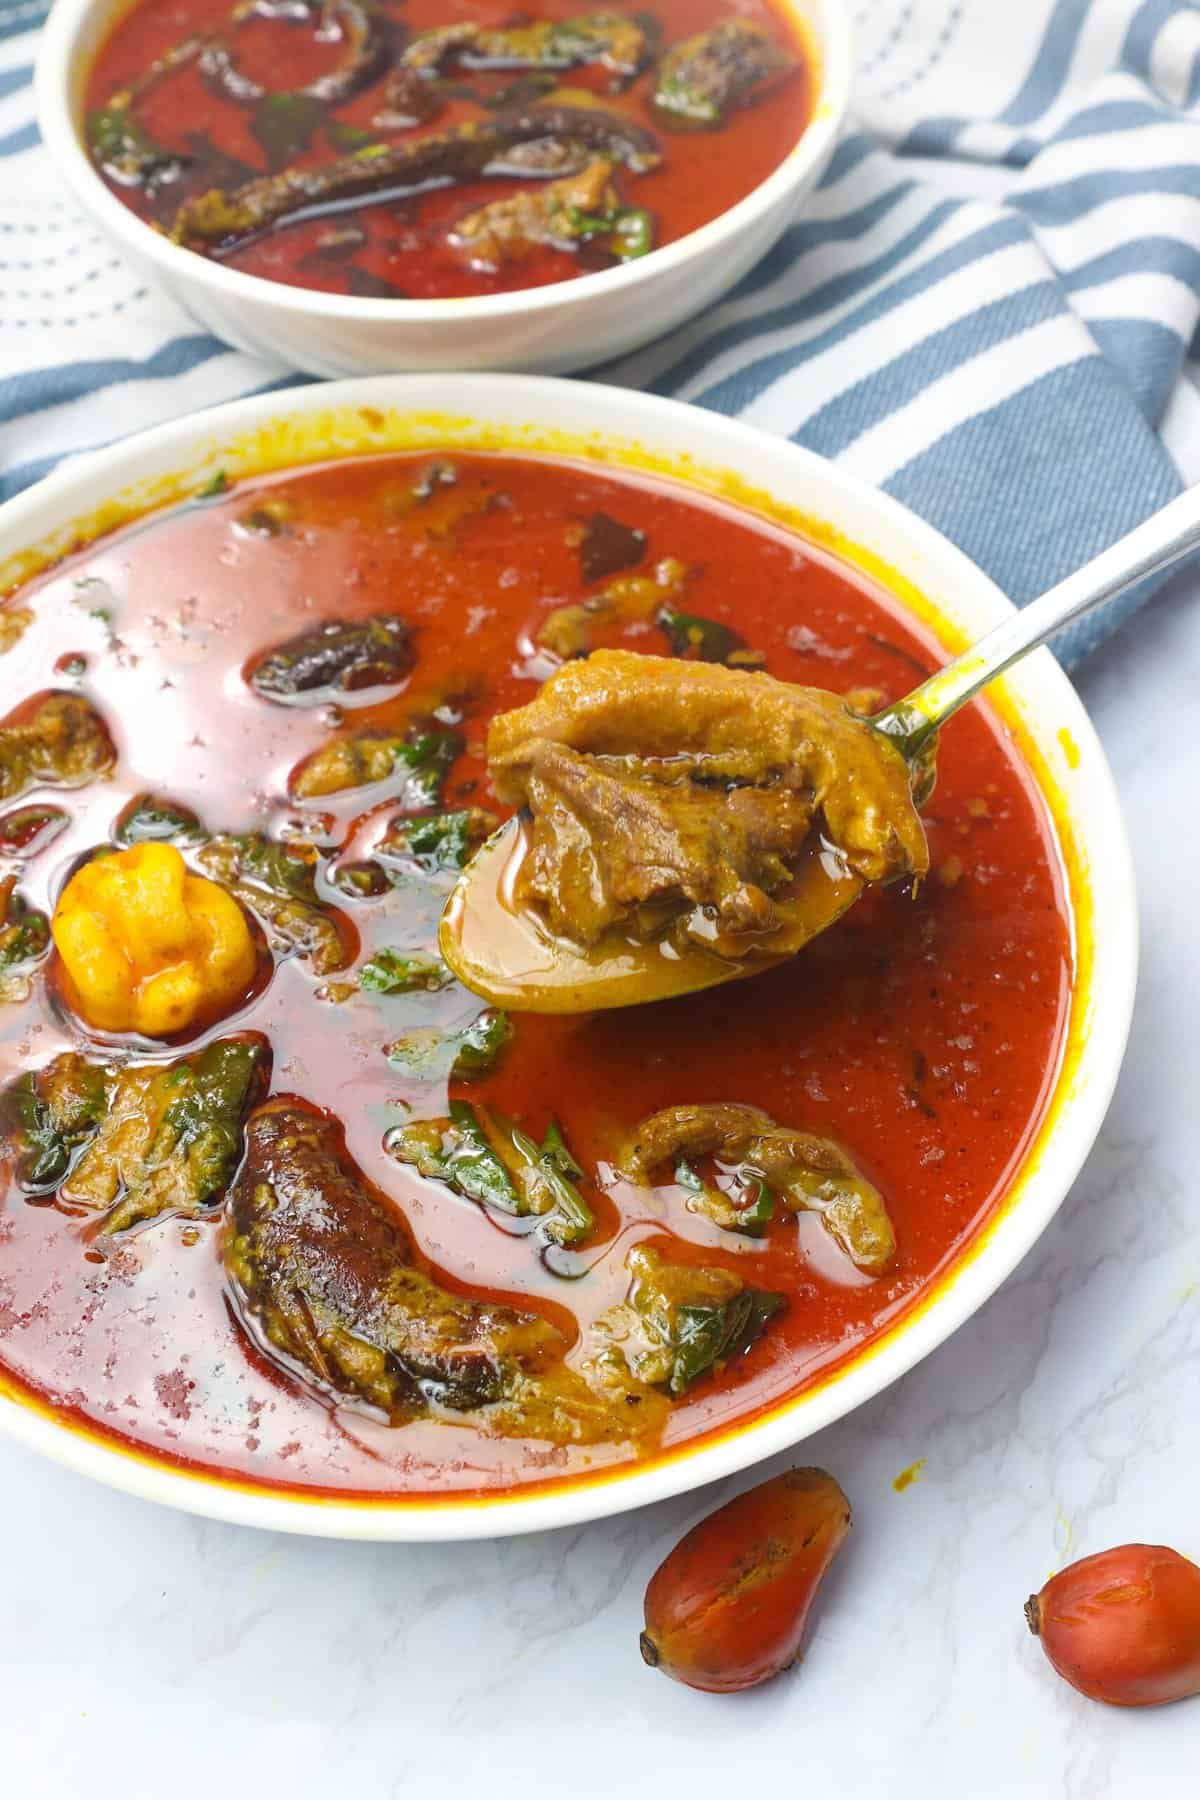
4,463,1200,1800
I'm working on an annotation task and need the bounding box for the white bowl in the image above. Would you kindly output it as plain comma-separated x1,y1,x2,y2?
35,0,852,377
0,375,1137,1539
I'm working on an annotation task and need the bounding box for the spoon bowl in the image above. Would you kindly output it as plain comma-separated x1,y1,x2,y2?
439,814,866,1012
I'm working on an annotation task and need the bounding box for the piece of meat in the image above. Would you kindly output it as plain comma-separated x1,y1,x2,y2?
654,19,796,126
196,833,354,974
488,650,928,950
0,691,116,802
225,1098,666,1442
593,1243,784,1394
170,103,660,252
288,721,461,804
63,1035,271,1233
402,14,646,80
0,608,31,654
2,1035,269,1223
536,558,688,660
521,740,814,943
620,1102,896,1274
247,613,413,703
452,159,616,268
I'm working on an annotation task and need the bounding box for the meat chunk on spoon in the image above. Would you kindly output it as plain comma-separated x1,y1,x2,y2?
487,650,928,957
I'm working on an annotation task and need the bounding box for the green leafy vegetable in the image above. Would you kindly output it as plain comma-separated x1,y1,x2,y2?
332,859,390,900
675,1157,775,1237
657,604,746,663
1,1054,109,1190
669,1289,784,1394
389,1100,523,1213
386,1009,512,1082
252,92,326,168
197,833,350,975
229,834,320,904
392,730,463,812
0,693,116,804
290,721,463,804
87,104,185,189
605,1243,785,1395
198,469,230,497
0,1036,268,1221
454,1009,513,1076
114,792,206,848
568,203,655,261
501,1116,594,1245
360,948,453,994
103,1037,269,1235
380,807,498,876
396,810,472,872
327,120,380,152
0,887,49,978
387,1102,592,1247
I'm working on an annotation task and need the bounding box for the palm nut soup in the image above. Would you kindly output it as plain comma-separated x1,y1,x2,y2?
0,449,1072,1500
85,0,814,299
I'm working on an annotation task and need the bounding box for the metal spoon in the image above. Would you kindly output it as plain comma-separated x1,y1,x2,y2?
441,485,1200,1013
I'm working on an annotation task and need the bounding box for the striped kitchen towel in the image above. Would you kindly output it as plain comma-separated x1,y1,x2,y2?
6,0,1200,663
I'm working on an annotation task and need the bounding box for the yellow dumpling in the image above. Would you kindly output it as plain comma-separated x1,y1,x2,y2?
52,841,257,1037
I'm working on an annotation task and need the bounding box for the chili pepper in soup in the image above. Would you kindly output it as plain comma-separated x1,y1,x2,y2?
83,0,813,299
0,451,1071,1501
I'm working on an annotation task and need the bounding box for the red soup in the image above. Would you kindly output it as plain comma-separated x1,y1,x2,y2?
83,0,816,300
0,451,1072,1501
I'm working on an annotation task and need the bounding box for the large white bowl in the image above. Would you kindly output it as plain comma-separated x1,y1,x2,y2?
36,0,852,377
0,375,1137,1540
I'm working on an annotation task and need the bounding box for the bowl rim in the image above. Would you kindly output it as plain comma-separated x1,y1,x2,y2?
0,373,1138,1541
34,0,854,327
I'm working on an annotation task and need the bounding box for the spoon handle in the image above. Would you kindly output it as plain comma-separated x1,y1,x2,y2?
872,481,1200,756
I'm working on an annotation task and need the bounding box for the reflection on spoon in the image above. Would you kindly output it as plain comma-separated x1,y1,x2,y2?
439,815,864,1014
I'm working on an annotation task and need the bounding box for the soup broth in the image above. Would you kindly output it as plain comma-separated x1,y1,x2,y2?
85,0,815,299
0,451,1071,1500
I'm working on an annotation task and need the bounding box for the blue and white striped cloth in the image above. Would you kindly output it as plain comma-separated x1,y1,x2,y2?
6,0,1200,662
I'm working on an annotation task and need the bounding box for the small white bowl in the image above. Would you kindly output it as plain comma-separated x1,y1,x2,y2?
36,0,853,377
0,375,1137,1540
